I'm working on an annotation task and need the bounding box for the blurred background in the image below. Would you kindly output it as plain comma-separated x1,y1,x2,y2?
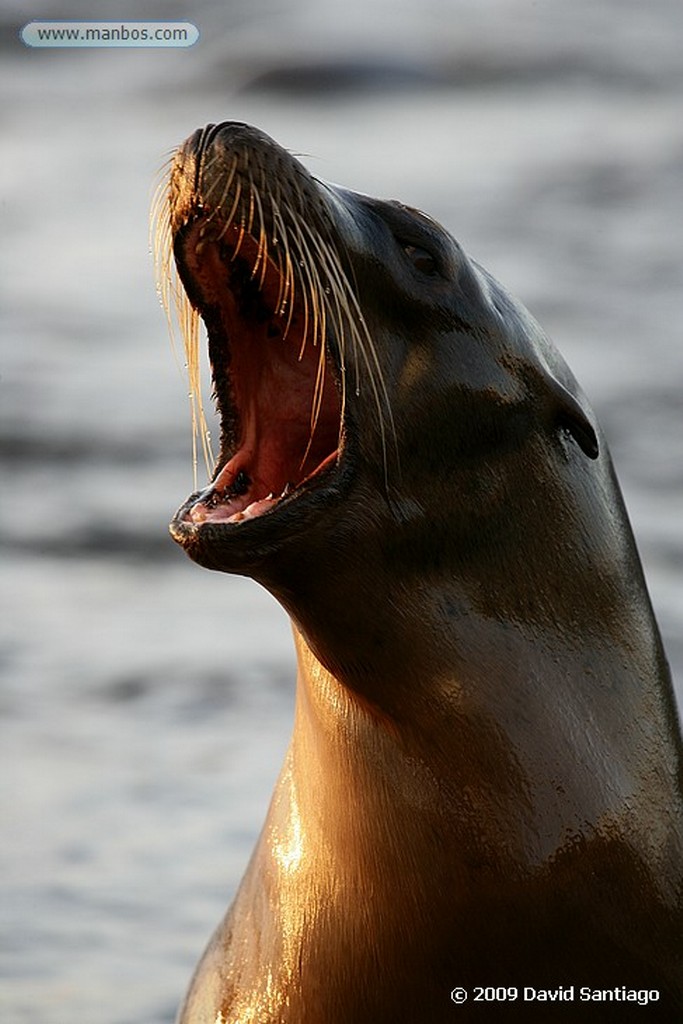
1,1,682,1021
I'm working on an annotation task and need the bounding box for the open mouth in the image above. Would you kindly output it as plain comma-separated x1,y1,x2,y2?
172,210,345,528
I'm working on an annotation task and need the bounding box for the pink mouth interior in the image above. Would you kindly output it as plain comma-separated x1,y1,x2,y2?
181,221,342,525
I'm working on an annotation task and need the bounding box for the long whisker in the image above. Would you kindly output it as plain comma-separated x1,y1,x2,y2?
152,157,215,487
250,177,269,291
205,152,238,222
269,196,297,339
217,176,243,243
283,215,328,466
295,215,399,486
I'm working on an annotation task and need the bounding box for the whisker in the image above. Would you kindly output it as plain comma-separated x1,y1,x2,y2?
206,153,238,221
245,174,256,237
250,181,269,291
270,197,297,338
152,151,215,487
217,176,243,242
295,216,399,487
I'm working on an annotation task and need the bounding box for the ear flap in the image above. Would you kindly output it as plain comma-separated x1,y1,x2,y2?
547,376,599,460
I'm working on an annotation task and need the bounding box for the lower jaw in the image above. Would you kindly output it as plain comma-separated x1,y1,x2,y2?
168,474,332,562
182,447,341,527
167,453,360,589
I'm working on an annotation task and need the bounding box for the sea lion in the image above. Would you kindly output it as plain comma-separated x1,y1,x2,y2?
154,122,683,1022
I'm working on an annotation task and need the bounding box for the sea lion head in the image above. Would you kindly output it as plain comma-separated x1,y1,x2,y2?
156,121,610,680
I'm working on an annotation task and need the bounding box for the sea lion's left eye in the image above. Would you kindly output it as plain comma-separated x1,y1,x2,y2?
402,244,438,277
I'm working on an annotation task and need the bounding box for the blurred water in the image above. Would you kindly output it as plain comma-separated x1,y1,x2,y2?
2,1,682,1021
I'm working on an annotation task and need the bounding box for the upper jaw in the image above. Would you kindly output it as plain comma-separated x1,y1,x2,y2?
170,209,348,539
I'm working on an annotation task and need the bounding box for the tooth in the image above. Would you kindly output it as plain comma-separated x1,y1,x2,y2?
281,482,292,497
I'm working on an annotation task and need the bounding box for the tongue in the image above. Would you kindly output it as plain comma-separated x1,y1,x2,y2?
232,496,280,521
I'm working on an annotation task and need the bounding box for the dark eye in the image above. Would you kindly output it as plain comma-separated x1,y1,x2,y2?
402,243,438,277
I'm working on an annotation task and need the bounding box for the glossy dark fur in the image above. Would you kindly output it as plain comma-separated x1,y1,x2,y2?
166,124,683,1022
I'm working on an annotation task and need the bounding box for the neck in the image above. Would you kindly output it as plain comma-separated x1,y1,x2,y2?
290,612,680,855
239,623,677,953
180,610,683,1023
